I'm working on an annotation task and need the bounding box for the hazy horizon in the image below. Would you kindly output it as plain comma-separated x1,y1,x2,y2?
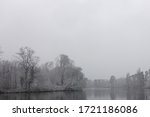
1,0,150,79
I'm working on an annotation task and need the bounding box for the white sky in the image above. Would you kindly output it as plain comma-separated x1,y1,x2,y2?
0,0,150,79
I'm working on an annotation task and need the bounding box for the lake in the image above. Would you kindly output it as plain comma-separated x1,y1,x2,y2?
0,88,150,100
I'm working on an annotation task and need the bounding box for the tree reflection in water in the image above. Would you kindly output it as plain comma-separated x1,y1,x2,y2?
0,91,86,100
0,88,150,100
109,87,145,100
126,87,145,100
110,88,116,100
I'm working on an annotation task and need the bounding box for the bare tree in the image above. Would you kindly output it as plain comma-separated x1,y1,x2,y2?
16,47,39,91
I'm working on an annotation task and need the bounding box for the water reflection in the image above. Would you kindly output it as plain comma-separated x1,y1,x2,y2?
0,91,86,100
110,88,116,100
85,88,150,100
0,88,150,100
126,88,145,100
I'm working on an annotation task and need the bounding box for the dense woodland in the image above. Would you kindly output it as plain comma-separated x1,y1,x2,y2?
0,47,86,93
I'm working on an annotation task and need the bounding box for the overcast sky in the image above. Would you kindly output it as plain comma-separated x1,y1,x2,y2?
0,0,150,79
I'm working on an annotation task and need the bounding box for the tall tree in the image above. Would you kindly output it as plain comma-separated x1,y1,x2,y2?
55,54,73,86
110,75,116,88
16,47,39,91
126,73,131,88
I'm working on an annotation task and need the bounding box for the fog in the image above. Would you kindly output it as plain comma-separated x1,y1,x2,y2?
0,0,150,79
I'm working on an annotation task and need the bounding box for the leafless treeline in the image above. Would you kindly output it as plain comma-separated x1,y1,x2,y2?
0,47,86,92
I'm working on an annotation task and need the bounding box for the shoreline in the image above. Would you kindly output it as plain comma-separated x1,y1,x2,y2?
0,88,83,94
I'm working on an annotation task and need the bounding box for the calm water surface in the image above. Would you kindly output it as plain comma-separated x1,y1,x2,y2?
0,88,150,100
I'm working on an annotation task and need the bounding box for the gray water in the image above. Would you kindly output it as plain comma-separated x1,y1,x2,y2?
0,88,150,100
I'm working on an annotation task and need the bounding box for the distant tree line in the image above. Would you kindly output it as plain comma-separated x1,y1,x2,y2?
109,69,147,89
0,47,86,92
86,68,150,90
